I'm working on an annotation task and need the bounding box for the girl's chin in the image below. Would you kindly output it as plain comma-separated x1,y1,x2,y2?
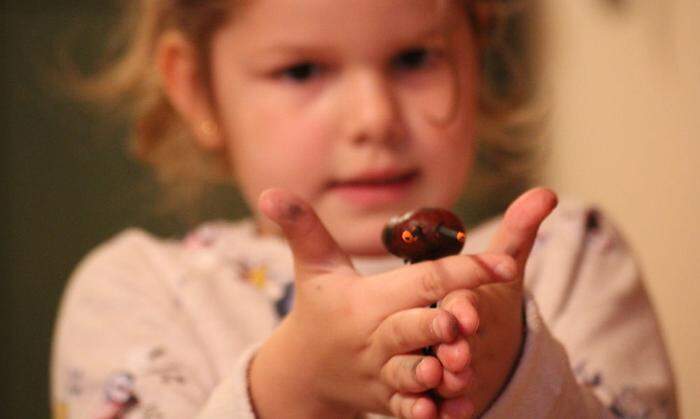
333,230,391,258
344,245,391,258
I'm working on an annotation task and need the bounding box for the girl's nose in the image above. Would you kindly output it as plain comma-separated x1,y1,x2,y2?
343,71,402,146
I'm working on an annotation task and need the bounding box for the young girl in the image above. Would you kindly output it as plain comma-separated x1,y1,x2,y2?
51,1,677,418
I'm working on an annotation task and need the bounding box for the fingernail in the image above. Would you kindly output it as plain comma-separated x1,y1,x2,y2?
457,304,478,335
415,358,428,383
495,261,517,281
432,316,444,339
433,314,453,340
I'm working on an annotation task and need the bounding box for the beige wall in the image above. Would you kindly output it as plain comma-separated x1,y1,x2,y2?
539,1,699,417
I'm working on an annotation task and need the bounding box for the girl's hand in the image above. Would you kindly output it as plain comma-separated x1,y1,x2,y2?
248,189,518,419
432,188,558,418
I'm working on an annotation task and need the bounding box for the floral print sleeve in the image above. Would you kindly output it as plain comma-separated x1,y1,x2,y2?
51,227,274,419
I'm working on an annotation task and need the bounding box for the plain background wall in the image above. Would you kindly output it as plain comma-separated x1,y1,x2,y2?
540,0,699,417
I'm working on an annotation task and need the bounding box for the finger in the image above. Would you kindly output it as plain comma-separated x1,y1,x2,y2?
488,187,558,273
436,366,475,398
434,290,478,372
373,308,459,355
438,395,475,419
258,188,354,277
389,393,438,419
435,337,471,373
439,289,480,336
370,253,517,311
380,355,442,393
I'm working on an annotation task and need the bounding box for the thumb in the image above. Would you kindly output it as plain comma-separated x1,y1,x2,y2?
488,187,558,279
258,188,354,278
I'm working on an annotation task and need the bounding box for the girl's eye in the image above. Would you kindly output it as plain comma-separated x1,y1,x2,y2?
280,62,320,82
393,48,433,71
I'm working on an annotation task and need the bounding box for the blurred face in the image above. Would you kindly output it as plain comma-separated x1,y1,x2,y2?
208,0,478,256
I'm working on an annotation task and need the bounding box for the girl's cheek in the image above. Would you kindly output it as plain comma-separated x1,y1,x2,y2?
399,77,460,122
272,112,337,153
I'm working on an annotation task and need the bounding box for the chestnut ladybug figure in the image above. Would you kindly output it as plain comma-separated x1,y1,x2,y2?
382,208,467,365
382,208,466,264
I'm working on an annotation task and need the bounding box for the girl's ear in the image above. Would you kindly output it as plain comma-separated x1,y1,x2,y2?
156,31,223,150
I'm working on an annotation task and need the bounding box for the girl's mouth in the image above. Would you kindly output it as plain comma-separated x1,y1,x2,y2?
327,169,420,207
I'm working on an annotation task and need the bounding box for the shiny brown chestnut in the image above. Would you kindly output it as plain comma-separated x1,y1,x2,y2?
382,208,466,263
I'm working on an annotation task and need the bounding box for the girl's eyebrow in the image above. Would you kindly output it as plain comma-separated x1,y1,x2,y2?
258,22,448,57
259,43,334,56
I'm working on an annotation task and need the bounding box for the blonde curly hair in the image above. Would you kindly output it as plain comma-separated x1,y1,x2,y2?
69,0,543,221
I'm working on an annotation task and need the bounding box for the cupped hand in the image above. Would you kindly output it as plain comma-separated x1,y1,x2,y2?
431,188,558,418
248,188,518,419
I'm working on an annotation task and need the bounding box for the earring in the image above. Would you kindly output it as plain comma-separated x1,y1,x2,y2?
199,120,219,137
